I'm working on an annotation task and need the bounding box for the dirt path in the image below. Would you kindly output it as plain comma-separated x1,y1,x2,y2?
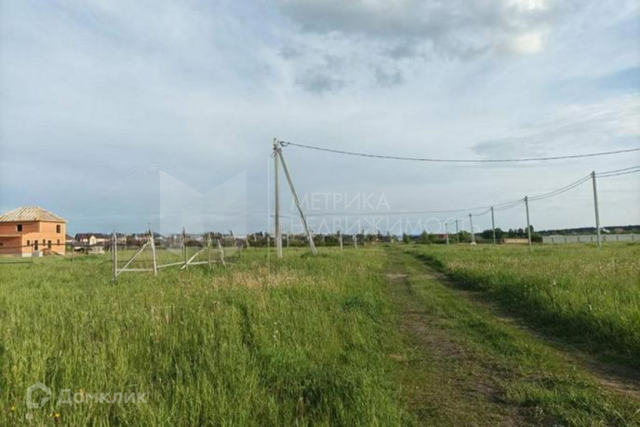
384,247,640,426
416,258,640,401
385,262,532,425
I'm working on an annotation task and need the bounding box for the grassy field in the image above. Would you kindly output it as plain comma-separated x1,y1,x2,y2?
1,245,639,426
408,244,640,366
0,249,408,425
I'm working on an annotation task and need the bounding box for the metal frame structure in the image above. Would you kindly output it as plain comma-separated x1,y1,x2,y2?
112,230,233,281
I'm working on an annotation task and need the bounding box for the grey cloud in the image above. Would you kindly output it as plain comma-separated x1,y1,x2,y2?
280,45,303,59
375,67,403,87
296,72,346,93
274,0,565,93
274,0,559,58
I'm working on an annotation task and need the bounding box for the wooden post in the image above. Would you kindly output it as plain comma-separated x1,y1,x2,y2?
455,219,460,244
354,235,358,249
339,232,343,250
445,223,449,245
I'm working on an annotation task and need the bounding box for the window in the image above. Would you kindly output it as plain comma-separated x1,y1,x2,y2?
47,240,52,249
57,239,60,246
17,224,23,232
27,240,30,246
42,239,45,245
56,224,61,233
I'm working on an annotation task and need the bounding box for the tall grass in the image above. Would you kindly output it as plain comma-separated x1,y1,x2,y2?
409,244,640,365
0,249,407,425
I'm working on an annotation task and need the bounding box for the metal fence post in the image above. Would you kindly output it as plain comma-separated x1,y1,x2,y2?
591,171,602,248
491,206,496,245
182,227,188,269
445,223,450,245
469,214,476,244
525,196,532,248
112,232,118,281
150,230,158,276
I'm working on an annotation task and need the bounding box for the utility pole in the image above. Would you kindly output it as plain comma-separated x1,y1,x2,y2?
591,171,602,248
469,214,476,245
491,206,496,245
277,144,318,256
525,196,532,248
273,138,283,259
455,219,460,244
445,223,450,245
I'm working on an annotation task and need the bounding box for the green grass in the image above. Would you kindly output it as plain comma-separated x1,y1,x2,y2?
384,247,640,426
407,243,640,366
0,249,408,426
2,245,639,426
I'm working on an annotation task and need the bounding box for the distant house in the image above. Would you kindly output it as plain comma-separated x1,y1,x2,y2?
0,206,67,256
75,233,98,246
74,233,112,253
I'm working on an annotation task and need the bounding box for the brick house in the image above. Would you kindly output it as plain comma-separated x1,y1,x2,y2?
0,206,67,256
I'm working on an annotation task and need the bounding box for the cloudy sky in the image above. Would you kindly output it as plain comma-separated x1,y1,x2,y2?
1,0,639,235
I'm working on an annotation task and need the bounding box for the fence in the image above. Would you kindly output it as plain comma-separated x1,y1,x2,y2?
112,230,243,280
543,234,639,244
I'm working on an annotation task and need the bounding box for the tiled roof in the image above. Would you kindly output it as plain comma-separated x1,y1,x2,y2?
0,206,67,223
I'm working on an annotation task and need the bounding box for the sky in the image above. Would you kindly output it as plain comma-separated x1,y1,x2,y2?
0,0,639,235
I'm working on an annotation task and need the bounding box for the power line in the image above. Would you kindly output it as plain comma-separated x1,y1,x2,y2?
446,167,635,225
303,167,635,222
529,174,592,202
280,140,640,164
304,197,524,218
597,166,640,178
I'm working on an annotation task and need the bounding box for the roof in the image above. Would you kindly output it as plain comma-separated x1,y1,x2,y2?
75,233,110,239
0,206,67,223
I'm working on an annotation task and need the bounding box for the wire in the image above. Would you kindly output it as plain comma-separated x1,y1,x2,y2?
597,166,640,178
279,141,640,163
601,169,640,178
598,169,640,178
528,174,592,202
304,196,524,218
597,165,640,175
